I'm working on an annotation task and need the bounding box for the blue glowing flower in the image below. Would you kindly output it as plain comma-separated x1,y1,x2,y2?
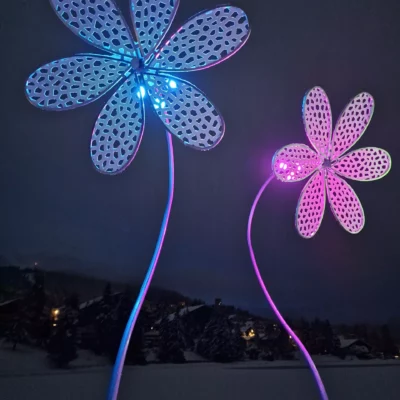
26,0,250,174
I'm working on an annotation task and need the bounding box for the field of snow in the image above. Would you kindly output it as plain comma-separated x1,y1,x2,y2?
1,360,400,399
1,343,399,399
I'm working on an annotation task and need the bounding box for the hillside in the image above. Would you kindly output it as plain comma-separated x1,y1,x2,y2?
0,266,189,305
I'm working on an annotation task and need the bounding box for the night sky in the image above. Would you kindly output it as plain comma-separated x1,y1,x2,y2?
1,0,399,322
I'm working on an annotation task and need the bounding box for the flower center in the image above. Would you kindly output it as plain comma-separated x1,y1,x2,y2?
131,57,144,72
322,158,332,168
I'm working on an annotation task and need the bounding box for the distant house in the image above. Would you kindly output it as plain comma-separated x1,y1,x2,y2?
338,336,372,359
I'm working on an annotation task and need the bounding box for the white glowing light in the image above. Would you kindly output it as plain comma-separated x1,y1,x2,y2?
169,80,177,89
136,86,146,98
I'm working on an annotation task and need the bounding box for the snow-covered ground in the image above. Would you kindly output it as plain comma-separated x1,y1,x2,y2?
1,344,399,399
1,361,400,400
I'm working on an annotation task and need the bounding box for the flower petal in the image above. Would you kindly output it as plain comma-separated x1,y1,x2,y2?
272,144,322,183
330,92,374,160
326,170,365,234
26,55,130,110
143,73,224,150
50,0,137,57
131,0,180,60
90,73,144,174
149,6,250,72
295,170,326,239
302,87,332,157
332,147,391,181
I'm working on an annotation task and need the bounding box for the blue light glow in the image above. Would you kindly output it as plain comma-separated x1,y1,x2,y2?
169,80,177,89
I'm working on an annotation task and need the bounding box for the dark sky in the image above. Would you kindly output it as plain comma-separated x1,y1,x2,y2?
1,0,399,322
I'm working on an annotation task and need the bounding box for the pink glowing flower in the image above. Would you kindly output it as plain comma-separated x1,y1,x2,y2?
272,87,391,238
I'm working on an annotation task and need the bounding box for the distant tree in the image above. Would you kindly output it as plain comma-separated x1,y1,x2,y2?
47,294,79,368
5,270,48,349
191,298,205,306
380,325,397,358
26,269,49,346
369,329,381,353
275,325,295,360
158,311,186,363
197,313,244,363
95,282,115,354
5,305,28,351
321,320,340,355
108,288,147,365
353,324,369,341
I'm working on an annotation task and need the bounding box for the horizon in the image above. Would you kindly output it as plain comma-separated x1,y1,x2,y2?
1,258,399,326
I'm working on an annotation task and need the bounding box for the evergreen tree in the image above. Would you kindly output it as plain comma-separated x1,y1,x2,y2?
197,313,244,363
26,269,48,346
158,311,186,363
321,320,340,355
276,325,295,359
47,294,79,368
5,269,48,349
6,305,28,350
108,288,147,365
380,325,397,358
95,282,115,354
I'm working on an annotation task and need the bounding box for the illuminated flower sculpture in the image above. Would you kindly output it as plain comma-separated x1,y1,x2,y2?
25,1,250,400
247,87,391,400
26,1,250,173
272,86,392,238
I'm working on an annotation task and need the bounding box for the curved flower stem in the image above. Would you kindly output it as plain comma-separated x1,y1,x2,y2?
107,131,175,400
247,174,328,400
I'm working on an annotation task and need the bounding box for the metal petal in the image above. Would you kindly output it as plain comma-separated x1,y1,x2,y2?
50,0,137,57
302,87,332,157
326,170,365,234
149,6,250,72
130,0,179,60
330,92,374,161
25,55,130,110
295,170,326,239
90,73,145,174
272,144,322,183
143,73,224,150
332,147,391,181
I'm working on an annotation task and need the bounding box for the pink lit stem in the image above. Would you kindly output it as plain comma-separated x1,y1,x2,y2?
107,131,175,400
247,174,328,400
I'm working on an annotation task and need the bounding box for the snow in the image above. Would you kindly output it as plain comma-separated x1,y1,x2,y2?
1,343,399,399
1,360,400,399
0,341,107,376
183,351,206,362
155,305,205,324
0,298,21,307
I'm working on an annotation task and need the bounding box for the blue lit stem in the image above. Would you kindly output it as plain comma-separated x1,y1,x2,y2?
107,131,175,400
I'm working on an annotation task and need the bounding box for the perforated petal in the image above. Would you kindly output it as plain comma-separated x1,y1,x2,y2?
302,87,332,157
50,0,137,57
143,73,224,150
149,6,250,72
90,73,144,174
272,144,322,183
295,171,326,239
332,147,391,181
131,0,179,60
330,93,374,161
25,55,130,110
326,170,365,234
